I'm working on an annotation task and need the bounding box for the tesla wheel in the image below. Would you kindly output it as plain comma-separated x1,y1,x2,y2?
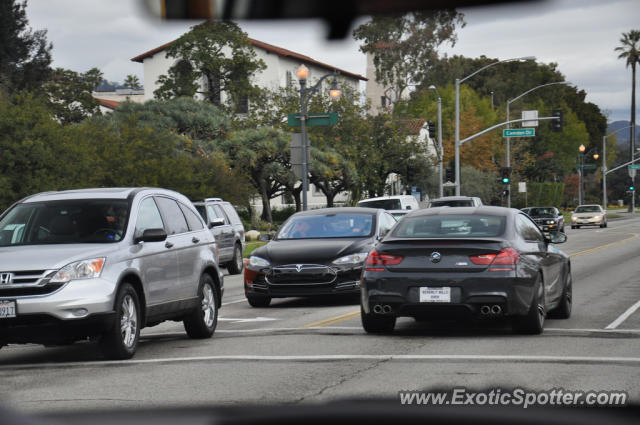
247,294,271,307
512,276,545,335
550,271,572,319
361,306,396,334
226,244,243,275
100,283,140,360
184,274,218,339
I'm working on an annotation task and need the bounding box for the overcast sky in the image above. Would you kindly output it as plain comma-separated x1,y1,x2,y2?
25,0,640,123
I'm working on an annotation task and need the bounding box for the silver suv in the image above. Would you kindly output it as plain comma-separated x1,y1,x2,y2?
0,188,223,359
193,198,245,275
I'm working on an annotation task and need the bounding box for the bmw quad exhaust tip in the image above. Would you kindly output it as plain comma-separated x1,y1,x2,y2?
491,305,502,315
382,305,392,314
480,305,491,315
373,304,383,314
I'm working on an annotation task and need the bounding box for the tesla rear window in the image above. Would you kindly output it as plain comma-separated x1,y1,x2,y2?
392,215,505,238
278,213,374,239
357,199,401,210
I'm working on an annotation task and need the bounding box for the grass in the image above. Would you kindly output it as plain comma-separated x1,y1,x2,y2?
244,241,267,258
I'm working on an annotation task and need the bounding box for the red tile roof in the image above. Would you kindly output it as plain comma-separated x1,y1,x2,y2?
131,37,367,81
95,98,120,110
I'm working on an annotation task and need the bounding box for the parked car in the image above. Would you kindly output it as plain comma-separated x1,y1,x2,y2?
357,195,420,214
0,188,224,359
571,204,607,229
428,196,483,207
193,198,245,274
526,206,565,232
244,207,398,307
360,206,571,335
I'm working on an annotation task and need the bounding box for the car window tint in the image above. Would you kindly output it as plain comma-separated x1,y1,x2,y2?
134,197,165,240
516,214,544,242
179,203,205,231
393,215,505,238
155,197,189,235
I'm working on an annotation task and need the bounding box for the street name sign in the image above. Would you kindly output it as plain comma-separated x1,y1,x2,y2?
629,164,640,169
503,128,535,137
288,112,338,127
582,164,597,170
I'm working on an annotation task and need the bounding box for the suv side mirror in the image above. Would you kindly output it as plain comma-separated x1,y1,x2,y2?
136,228,167,243
208,218,225,228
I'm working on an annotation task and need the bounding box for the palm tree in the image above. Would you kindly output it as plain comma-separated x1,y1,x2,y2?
615,30,640,161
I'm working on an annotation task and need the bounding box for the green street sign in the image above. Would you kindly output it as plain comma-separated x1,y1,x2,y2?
503,128,535,137
582,164,597,170
288,112,338,127
629,164,640,169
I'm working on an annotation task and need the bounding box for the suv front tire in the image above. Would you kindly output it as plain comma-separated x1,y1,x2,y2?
100,283,140,360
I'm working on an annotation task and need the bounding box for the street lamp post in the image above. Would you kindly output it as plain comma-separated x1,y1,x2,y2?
578,144,599,205
428,85,443,197
296,65,341,211
454,56,536,195
505,81,572,207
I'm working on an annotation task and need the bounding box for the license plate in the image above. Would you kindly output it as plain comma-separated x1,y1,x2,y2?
0,300,16,318
419,287,451,303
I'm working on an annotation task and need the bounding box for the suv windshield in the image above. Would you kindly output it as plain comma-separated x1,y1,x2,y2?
393,214,505,238
278,213,374,239
358,199,401,210
0,199,129,245
575,206,602,213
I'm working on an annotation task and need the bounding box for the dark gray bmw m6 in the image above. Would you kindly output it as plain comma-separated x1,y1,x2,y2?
360,206,572,335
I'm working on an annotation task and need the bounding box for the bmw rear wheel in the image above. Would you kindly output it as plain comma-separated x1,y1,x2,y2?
512,276,545,335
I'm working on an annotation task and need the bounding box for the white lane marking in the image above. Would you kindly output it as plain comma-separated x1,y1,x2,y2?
3,354,640,371
221,299,247,306
218,317,278,323
605,300,640,329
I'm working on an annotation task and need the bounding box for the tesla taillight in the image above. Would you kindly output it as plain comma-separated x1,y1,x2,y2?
364,250,404,271
469,248,519,271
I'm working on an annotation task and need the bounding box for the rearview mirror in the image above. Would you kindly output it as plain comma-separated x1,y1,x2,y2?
546,231,567,244
136,228,167,243
208,218,225,228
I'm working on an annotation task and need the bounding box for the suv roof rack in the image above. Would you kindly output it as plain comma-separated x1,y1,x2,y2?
205,197,223,202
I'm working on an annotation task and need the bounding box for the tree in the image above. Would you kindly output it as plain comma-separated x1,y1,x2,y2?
310,147,357,207
154,21,266,112
615,30,640,160
44,67,103,124
123,74,142,90
0,0,52,92
220,127,290,223
353,10,465,102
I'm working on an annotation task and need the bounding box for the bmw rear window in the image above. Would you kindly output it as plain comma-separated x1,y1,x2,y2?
392,215,505,238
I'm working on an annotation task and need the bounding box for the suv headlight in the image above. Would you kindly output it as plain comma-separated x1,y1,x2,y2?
248,256,270,267
545,220,556,225
332,252,369,265
50,258,106,284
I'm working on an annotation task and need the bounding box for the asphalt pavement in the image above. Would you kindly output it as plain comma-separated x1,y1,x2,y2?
1,216,640,413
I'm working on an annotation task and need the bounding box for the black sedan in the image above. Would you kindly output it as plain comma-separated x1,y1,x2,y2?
244,207,397,307
360,206,572,334
525,206,565,232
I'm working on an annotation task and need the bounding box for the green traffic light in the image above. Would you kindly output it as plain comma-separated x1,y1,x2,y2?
502,178,510,184
630,186,635,191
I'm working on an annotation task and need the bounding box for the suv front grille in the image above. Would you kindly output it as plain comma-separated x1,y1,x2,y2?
0,270,61,297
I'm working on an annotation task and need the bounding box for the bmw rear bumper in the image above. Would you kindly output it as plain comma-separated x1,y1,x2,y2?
361,271,537,318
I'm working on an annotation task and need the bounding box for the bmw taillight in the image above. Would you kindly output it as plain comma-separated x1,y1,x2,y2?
469,248,519,271
364,250,404,271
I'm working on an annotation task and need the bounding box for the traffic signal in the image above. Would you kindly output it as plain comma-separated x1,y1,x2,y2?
427,121,436,138
445,167,454,182
551,110,563,132
503,189,509,197
630,185,635,191
500,167,511,184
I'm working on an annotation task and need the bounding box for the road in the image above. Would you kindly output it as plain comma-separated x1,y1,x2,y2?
1,216,640,413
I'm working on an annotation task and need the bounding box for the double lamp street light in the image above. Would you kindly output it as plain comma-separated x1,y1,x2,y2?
296,64,341,211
